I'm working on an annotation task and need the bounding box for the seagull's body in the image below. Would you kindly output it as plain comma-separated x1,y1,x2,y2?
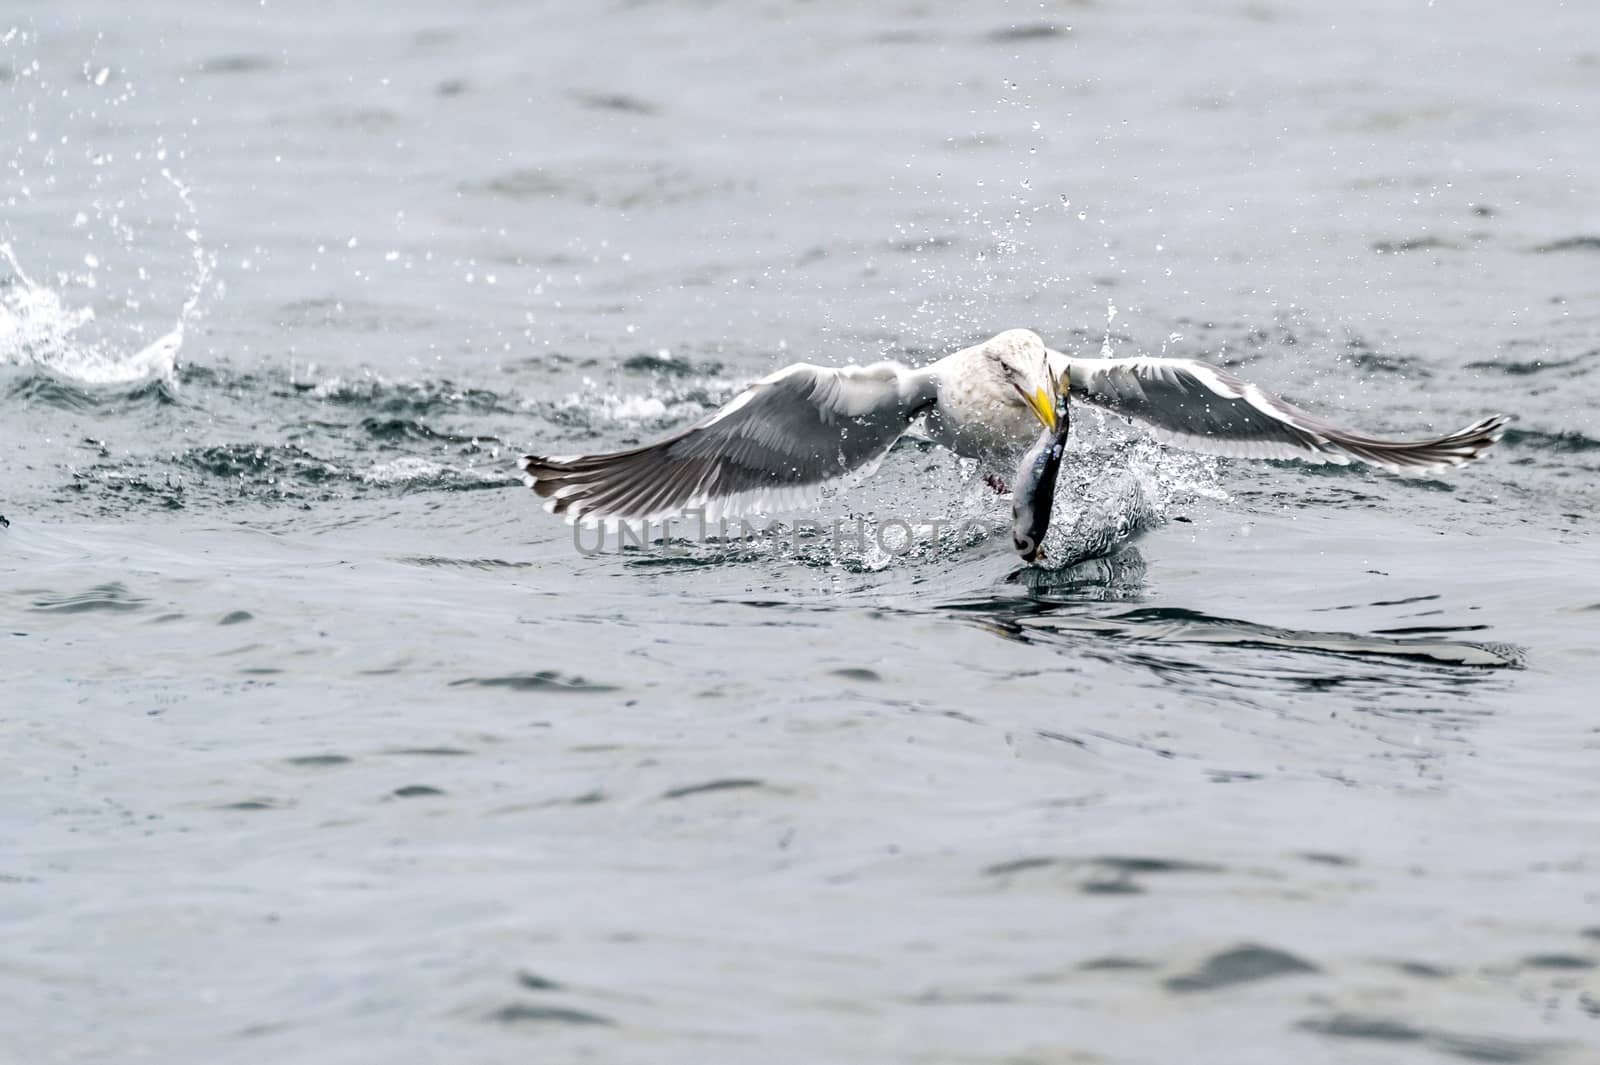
520,329,1507,527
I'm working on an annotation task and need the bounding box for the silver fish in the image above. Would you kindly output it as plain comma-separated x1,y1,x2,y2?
1010,389,1071,563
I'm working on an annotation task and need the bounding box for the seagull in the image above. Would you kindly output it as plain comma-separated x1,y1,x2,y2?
519,328,1508,526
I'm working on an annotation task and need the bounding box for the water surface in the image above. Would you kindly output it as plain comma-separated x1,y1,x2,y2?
4,2,1600,1062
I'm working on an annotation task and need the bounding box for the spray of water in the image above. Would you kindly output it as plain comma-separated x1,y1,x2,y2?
2,30,212,387
1032,311,1230,570
0,185,209,386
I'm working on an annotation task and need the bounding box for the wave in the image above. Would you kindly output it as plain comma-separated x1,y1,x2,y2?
1501,426,1600,454
5,368,181,411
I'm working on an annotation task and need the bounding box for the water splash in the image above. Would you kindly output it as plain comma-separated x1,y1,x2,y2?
0,238,189,384
0,243,96,364
2,27,212,388
163,166,214,357
1033,413,1230,569
1,168,209,387
1098,299,1118,358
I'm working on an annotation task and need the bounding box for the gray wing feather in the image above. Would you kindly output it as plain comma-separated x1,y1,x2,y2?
1063,356,1507,472
520,362,936,525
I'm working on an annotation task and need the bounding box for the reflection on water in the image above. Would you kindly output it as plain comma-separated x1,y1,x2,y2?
1009,544,1150,600
948,545,1523,673
1016,605,1523,670
943,557,1522,723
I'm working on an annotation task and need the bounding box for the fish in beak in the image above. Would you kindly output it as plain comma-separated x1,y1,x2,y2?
1010,386,1072,563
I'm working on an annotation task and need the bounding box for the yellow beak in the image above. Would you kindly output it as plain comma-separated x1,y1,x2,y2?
1024,386,1058,432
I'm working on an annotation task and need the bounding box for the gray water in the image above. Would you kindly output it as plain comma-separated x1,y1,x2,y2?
4,2,1600,1062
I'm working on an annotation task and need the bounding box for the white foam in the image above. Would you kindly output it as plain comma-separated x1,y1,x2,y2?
599,393,669,421
361,457,448,484
360,457,502,488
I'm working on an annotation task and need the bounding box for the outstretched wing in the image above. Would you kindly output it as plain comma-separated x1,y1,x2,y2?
520,361,938,525
1055,354,1507,472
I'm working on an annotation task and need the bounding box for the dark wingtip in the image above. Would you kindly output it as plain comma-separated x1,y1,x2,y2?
1327,411,1513,472
1452,413,1512,457
518,454,564,497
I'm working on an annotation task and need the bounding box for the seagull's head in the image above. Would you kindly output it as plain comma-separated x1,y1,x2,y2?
989,329,1066,433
